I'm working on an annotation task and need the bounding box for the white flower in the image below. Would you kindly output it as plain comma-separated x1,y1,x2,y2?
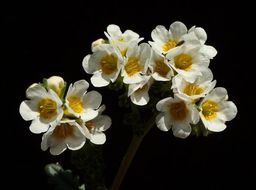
82,44,123,87
121,42,151,84
149,21,187,55
166,44,210,83
104,24,143,56
41,120,89,155
156,95,199,138
19,84,63,134
172,67,216,102
149,50,174,81
182,26,217,59
128,75,153,106
83,105,111,145
46,76,65,97
199,87,237,132
65,80,102,121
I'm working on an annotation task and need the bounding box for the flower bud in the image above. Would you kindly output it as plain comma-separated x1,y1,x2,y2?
91,38,105,50
47,76,65,96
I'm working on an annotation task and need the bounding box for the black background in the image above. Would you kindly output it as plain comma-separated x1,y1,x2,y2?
4,0,255,189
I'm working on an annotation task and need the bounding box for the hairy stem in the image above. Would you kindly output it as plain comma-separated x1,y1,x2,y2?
110,114,156,190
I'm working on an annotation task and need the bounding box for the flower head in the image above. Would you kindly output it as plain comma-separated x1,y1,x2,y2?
19,84,63,134
104,24,143,56
41,120,89,155
199,87,237,132
121,42,151,84
128,75,153,106
166,44,211,83
156,95,199,138
82,44,123,87
149,21,187,55
172,67,216,102
65,80,102,121
83,105,112,145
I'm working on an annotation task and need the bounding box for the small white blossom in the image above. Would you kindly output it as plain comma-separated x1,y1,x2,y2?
199,87,237,132
19,84,63,134
149,50,174,81
149,21,187,55
104,24,143,56
83,105,111,145
166,44,210,83
121,42,151,84
65,80,102,121
172,67,216,102
82,44,123,87
128,76,153,106
156,95,199,138
41,120,89,155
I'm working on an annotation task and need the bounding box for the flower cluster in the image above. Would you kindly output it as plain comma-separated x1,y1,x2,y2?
19,76,111,155
83,21,237,138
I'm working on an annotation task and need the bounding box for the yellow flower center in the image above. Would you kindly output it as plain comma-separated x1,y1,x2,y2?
161,39,177,52
202,100,219,120
67,96,84,113
38,98,57,120
52,123,74,139
125,57,140,77
174,53,192,71
85,120,95,130
100,54,118,75
169,101,188,121
183,83,203,96
154,58,170,77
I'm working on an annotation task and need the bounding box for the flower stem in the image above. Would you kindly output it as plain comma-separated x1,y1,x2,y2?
110,114,156,190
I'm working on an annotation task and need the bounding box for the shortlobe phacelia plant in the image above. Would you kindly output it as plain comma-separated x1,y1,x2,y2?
19,21,237,190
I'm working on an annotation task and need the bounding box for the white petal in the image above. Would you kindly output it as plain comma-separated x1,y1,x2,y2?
26,84,47,99
123,30,140,41
172,123,191,139
81,109,98,122
200,45,217,58
202,117,226,132
73,80,89,95
91,73,110,87
151,25,169,43
50,143,67,155
190,105,200,124
41,132,50,151
66,137,85,150
218,101,237,121
29,119,49,134
130,91,149,106
90,133,106,145
106,24,122,37
93,115,112,131
156,97,173,112
82,55,93,74
83,91,102,109
82,125,91,139
205,87,227,102
194,27,207,43
123,74,143,84
155,113,171,131
169,21,187,40
19,101,38,121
